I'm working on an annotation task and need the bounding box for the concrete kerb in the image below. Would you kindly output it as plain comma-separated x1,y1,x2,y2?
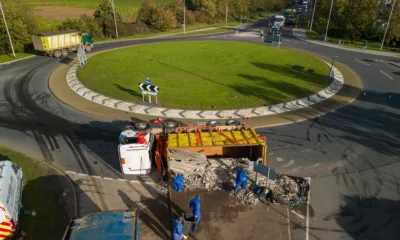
0,55,35,66
66,58,344,120
292,28,400,58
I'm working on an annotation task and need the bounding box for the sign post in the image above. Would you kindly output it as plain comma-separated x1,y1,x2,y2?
138,82,160,104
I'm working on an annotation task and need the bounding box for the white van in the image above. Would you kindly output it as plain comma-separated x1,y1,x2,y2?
0,160,24,239
118,127,153,175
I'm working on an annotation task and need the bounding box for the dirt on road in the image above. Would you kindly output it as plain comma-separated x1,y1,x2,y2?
34,6,93,21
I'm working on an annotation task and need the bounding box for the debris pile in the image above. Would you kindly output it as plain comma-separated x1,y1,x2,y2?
168,157,305,205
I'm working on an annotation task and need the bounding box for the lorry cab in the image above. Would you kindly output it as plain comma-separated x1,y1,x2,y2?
118,126,153,175
273,15,285,27
0,160,24,239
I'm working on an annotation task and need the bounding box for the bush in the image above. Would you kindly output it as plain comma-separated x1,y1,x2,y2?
150,7,177,31
59,15,104,40
327,27,347,38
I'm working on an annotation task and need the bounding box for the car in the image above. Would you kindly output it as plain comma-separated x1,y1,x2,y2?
270,25,280,34
297,7,303,13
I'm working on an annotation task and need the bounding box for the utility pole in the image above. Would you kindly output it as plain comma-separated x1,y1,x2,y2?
247,0,251,22
380,0,397,51
225,0,228,26
111,0,118,38
0,0,15,58
324,0,334,42
310,0,317,31
183,0,186,34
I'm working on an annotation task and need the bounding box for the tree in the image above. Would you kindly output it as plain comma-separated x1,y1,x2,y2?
93,0,122,22
383,0,400,46
59,15,104,40
0,0,33,53
150,7,177,31
137,0,156,25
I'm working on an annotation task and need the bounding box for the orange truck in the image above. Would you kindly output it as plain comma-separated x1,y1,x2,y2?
118,120,267,176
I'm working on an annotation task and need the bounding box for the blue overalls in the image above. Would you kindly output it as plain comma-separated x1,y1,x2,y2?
189,195,201,232
235,168,247,192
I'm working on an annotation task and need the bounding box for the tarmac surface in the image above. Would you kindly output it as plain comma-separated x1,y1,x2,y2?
0,18,400,239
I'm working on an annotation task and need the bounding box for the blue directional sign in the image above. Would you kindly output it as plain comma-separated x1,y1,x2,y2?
146,78,151,85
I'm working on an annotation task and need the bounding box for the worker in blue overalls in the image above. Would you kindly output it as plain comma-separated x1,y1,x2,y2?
235,168,247,192
189,195,201,232
173,216,187,240
173,173,184,192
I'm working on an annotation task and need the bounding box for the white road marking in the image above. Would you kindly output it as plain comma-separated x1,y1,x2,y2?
283,160,295,168
301,149,311,153
305,177,312,240
380,70,393,80
287,207,292,240
291,210,305,219
276,157,285,162
355,59,370,66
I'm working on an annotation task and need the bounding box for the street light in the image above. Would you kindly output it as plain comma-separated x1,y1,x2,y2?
225,0,228,26
0,0,15,58
380,0,397,51
247,0,251,23
329,56,338,77
324,0,334,42
111,0,118,38
310,0,317,31
183,0,186,34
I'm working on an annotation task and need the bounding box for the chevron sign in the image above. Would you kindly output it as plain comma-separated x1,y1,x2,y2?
138,83,159,92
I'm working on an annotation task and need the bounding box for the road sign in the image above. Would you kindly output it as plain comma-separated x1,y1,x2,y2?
141,90,157,96
146,78,151,85
138,83,159,92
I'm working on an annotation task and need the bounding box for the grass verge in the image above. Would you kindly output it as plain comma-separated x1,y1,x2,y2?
0,53,33,64
0,146,74,240
173,27,233,36
78,40,329,110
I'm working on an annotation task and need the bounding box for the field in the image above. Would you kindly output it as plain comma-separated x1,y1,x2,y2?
0,146,74,239
78,41,329,110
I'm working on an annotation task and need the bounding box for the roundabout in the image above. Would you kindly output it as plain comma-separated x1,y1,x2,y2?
2,21,400,240
77,41,329,110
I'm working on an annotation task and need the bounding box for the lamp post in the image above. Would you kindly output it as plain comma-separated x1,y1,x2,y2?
247,0,251,22
111,0,118,38
183,0,186,34
310,0,317,31
324,0,334,42
380,0,397,51
329,56,338,77
225,0,228,26
0,0,15,58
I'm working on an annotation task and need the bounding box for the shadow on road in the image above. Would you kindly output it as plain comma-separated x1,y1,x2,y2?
336,195,400,240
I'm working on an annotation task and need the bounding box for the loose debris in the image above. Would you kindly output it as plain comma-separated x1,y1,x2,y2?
168,157,305,205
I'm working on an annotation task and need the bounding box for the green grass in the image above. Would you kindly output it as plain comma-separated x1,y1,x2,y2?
25,0,173,10
78,41,329,110
174,28,233,36
0,53,33,64
0,146,73,239
306,30,320,40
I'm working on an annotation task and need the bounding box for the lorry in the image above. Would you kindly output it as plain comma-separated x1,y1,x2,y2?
273,15,286,28
32,30,93,58
118,119,267,175
286,15,296,25
62,209,140,240
0,160,24,240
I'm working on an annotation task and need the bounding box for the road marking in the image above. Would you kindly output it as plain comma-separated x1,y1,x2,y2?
355,59,371,66
380,70,393,80
291,210,305,219
305,177,312,240
283,159,295,167
287,207,292,240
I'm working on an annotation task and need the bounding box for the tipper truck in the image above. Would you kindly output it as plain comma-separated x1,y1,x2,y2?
118,119,267,176
32,30,93,58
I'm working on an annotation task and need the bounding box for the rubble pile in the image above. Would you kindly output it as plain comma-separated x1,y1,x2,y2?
169,157,303,205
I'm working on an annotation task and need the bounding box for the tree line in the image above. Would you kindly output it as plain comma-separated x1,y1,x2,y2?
0,0,292,54
311,0,400,46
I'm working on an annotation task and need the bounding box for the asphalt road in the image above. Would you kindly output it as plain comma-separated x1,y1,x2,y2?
1,23,399,239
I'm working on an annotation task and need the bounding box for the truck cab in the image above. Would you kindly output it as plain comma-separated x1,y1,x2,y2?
118,126,153,175
273,15,285,27
0,160,24,239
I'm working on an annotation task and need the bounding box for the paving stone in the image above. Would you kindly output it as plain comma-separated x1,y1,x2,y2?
269,104,286,114
104,99,120,108
308,94,320,102
163,109,185,118
253,107,273,116
130,105,149,114
116,102,135,112
200,111,220,119
217,110,237,119
76,87,91,96
236,108,257,118
83,91,99,100
92,95,109,105
146,107,166,116
71,83,84,92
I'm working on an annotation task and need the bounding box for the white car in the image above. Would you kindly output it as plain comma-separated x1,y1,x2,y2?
273,15,285,27
297,7,303,13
